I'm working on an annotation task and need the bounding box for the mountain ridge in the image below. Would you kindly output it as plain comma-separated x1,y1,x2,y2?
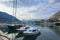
0,11,21,23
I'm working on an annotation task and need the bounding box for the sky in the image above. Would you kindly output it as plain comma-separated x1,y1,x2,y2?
0,0,60,20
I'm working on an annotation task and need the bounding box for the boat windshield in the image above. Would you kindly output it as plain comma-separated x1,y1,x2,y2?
29,30,36,32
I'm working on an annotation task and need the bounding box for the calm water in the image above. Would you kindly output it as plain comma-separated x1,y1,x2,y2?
0,25,60,40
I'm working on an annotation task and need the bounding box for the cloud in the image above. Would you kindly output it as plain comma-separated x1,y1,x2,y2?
53,2,60,8
17,12,35,20
0,0,60,20
55,2,60,7
0,3,13,15
1,0,40,7
0,0,13,2
0,3,37,20
48,0,55,3
16,6,38,20
48,0,60,4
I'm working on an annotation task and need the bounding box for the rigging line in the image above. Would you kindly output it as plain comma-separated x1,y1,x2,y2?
13,0,17,24
15,0,17,24
12,0,15,24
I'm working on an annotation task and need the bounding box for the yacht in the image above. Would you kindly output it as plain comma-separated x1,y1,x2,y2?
23,27,40,35
16,26,30,32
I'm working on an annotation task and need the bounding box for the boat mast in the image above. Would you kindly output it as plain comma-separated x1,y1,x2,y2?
12,0,17,40
13,0,17,25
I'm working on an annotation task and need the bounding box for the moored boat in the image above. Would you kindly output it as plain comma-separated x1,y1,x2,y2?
23,27,40,35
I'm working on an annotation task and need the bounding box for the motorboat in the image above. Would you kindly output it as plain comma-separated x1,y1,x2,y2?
23,27,40,35
16,26,30,32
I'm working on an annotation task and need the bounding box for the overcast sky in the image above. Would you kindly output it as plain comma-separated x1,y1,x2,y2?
0,0,60,20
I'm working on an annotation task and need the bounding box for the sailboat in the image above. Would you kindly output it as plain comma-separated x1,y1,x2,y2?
7,0,24,31
8,0,41,35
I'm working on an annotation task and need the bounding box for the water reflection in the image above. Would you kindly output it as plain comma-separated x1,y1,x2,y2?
15,32,41,40
23,33,41,40
49,26,60,35
15,32,24,38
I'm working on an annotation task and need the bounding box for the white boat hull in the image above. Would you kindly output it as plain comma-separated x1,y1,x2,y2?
23,31,40,35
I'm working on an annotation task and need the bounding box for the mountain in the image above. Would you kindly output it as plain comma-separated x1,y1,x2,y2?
0,11,21,23
50,11,60,19
49,11,60,22
52,11,60,17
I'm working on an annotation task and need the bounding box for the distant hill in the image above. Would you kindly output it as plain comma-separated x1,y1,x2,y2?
0,11,21,23
52,11,60,18
50,11,60,19
49,11,60,22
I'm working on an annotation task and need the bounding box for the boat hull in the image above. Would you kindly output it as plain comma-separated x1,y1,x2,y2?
23,31,40,36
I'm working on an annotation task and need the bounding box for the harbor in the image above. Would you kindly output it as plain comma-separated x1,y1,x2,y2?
0,0,60,40
0,24,60,40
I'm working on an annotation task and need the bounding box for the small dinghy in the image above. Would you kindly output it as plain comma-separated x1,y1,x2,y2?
23,27,41,35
